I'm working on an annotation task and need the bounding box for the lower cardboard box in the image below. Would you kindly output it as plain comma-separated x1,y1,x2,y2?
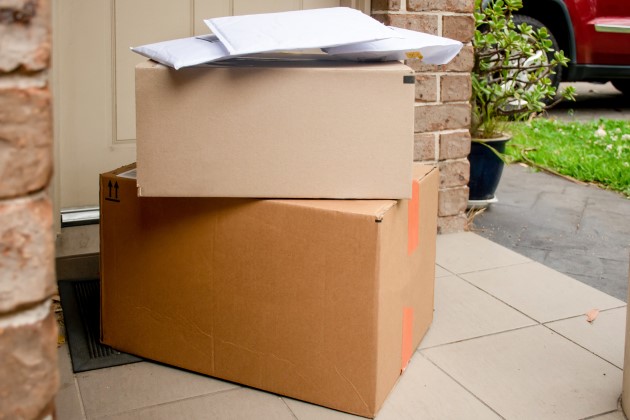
99,163,438,418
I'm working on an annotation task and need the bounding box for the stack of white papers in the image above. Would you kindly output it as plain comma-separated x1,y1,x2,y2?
131,7,463,69
205,7,397,55
132,35,229,70
324,26,463,64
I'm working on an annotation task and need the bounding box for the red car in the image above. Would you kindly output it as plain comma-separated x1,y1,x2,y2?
516,0,630,94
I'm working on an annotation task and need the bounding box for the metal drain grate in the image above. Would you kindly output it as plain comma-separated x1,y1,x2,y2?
58,279,142,372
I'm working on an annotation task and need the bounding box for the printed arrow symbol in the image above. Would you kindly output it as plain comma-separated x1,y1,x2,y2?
108,180,113,197
114,181,119,199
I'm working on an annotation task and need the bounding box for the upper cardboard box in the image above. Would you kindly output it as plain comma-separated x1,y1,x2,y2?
135,59,415,199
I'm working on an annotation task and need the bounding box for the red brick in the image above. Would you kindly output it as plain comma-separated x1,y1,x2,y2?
0,87,53,198
439,186,469,216
0,308,59,419
414,103,471,132
0,0,51,72
415,75,438,102
372,13,388,25
408,45,474,72
371,0,401,11
440,74,472,102
379,13,438,35
407,0,473,13
438,158,470,188
437,214,468,233
442,15,475,42
440,131,472,160
0,192,55,313
414,133,436,161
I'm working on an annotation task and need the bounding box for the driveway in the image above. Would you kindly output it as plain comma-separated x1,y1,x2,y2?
472,82,630,301
547,81,630,121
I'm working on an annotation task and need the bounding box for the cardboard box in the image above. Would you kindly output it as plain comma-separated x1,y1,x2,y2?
135,59,415,199
100,163,438,418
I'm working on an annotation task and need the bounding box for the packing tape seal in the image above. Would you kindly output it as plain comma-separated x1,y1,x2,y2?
401,307,414,372
407,180,420,255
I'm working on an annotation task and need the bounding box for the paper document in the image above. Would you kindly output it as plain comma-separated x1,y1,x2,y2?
131,35,230,70
204,7,399,56
324,27,463,64
131,8,463,69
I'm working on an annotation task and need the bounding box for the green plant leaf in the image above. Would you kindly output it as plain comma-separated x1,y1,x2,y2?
470,0,575,138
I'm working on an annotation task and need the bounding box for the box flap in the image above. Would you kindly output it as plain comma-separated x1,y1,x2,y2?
274,199,397,222
412,163,436,180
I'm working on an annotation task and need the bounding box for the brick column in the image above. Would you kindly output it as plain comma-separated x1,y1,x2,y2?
0,0,59,418
372,0,475,233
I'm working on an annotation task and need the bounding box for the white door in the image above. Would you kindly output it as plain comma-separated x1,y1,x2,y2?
52,0,370,230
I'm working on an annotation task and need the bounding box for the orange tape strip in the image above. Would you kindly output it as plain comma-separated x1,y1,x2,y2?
407,180,420,255
401,307,414,372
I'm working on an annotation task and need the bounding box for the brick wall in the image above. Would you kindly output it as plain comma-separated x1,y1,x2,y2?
0,0,59,418
372,0,474,233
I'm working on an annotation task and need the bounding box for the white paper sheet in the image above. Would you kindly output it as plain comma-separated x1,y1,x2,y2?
131,34,230,70
324,27,463,64
204,7,399,56
131,9,463,69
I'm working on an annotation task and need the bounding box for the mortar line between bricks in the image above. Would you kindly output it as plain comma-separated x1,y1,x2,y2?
371,11,474,17
414,101,470,107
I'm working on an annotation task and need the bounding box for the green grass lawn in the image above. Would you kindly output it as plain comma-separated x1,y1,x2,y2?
505,118,630,197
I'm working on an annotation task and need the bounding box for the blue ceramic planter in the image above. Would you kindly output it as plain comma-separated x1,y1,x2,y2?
468,135,511,202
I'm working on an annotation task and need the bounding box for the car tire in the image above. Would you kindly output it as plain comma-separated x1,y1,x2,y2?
612,80,630,95
512,14,563,92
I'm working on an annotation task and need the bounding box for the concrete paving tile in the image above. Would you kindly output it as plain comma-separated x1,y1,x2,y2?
375,354,500,420
422,325,622,420
419,275,535,349
279,353,502,420
436,232,530,274
589,410,628,420
434,264,451,278
283,397,365,420
55,344,86,420
546,307,627,369
77,362,238,418
461,261,624,323
101,388,295,420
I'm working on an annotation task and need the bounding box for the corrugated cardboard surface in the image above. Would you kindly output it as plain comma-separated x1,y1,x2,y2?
100,163,437,418
135,60,415,199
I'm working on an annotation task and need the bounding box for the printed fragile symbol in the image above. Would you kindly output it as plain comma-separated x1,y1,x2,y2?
105,179,121,203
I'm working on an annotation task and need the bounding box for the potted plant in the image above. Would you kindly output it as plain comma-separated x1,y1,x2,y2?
468,0,575,205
